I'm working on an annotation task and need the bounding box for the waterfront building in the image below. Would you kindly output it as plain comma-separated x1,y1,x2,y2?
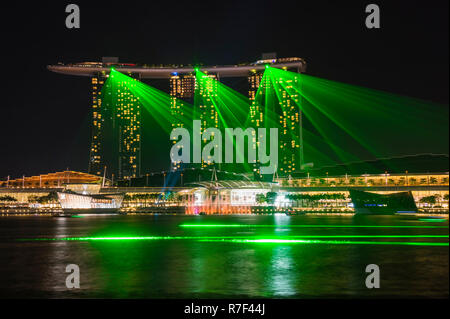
195,72,220,168
48,55,306,178
276,172,449,188
89,74,105,176
247,55,305,176
169,73,195,102
248,70,265,176
78,58,143,179
0,171,102,210
0,171,101,189
169,73,195,133
0,171,448,214
169,73,195,171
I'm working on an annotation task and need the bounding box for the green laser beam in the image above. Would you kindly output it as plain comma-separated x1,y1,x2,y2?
179,224,448,229
419,219,447,222
17,234,449,241
16,235,449,249
198,239,448,247
105,65,448,174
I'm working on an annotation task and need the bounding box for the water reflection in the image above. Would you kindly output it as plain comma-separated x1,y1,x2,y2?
268,246,296,297
0,215,448,298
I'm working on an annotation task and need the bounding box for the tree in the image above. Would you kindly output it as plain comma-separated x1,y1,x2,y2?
255,193,266,205
28,195,40,203
266,192,277,205
419,196,436,206
37,192,58,204
166,192,175,202
0,195,17,202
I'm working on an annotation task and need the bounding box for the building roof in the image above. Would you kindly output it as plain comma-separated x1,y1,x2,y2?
0,171,101,188
47,58,306,78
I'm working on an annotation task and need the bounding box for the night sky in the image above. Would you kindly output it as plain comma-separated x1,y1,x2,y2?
0,0,448,179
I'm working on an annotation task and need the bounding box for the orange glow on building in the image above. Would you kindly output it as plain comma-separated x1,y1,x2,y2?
0,171,102,188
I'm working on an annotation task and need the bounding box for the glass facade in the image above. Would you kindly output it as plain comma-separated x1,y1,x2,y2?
89,76,105,176
248,65,303,177
195,73,219,168
169,74,195,170
88,70,141,179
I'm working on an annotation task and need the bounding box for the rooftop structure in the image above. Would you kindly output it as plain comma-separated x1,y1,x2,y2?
47,55,308,179
0,171,102,188
47,57,306,78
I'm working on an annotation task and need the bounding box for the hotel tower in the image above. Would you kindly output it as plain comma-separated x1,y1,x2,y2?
48,54,306,179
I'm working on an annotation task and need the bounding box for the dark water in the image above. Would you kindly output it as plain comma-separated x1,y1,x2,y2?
0,214,448,298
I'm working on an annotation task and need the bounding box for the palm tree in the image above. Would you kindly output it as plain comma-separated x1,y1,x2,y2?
419,196,436,206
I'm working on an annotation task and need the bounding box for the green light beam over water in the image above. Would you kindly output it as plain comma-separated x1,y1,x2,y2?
198,239,449,247
419,219,447,222
179,224,449,229
17,235,449,246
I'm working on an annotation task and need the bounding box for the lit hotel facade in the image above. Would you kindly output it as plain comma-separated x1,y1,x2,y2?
47,56,307,179
87,59,142,180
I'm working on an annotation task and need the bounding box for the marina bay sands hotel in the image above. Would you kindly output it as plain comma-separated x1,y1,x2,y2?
48,55,307,180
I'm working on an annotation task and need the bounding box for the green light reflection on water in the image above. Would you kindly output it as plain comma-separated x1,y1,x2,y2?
179,224,449,229
198,239,449,246
17,234,449,242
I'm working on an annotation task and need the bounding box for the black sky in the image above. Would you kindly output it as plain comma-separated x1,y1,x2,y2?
0,0,448,179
